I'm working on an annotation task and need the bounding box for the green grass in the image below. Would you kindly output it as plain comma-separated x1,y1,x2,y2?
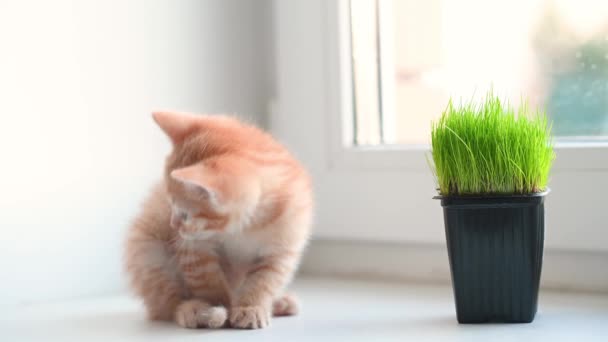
430,91,555,196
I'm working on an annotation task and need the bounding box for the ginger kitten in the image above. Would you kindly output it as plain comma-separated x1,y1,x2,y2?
125,111,313,329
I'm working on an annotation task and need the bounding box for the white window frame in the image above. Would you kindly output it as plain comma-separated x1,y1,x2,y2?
272,0,608,252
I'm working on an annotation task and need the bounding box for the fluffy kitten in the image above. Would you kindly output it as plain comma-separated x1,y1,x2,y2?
125,111,313,329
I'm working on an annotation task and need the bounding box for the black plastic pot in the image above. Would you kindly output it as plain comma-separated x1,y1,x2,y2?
436,191,548,324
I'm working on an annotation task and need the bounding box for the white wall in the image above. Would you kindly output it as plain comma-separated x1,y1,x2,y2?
0,0,272,306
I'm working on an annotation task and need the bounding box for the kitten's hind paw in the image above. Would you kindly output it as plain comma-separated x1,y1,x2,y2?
175,300,227,329
273,293,299,317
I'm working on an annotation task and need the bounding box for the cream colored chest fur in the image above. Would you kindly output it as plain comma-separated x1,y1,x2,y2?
176,231,268,293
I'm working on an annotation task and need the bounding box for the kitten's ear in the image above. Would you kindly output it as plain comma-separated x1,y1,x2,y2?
152,111,198,144
170,164,220,205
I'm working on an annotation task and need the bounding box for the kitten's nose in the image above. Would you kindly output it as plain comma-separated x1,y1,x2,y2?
170,212,181,229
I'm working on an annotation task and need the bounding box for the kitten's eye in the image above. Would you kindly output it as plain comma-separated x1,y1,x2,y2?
180,212,189,222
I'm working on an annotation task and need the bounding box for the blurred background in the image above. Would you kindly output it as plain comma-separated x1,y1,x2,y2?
352,0,608,144
0,0,274,306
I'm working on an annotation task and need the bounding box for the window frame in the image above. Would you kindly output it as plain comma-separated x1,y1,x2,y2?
272,0,608,252
330,0,608,172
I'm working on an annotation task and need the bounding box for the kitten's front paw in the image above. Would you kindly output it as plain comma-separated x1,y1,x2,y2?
175,300,227,329
229,306,271,329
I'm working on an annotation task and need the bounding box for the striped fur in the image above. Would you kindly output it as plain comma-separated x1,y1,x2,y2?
125,112,313,329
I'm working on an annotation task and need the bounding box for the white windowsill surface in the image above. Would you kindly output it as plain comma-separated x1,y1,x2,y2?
4,276,607,342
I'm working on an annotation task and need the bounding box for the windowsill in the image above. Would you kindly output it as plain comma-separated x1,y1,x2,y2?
6,276,608,341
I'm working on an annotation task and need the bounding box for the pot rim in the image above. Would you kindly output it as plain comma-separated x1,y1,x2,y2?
433,188,550,200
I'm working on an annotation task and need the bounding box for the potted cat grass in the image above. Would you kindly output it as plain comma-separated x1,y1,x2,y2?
430,91,554,324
